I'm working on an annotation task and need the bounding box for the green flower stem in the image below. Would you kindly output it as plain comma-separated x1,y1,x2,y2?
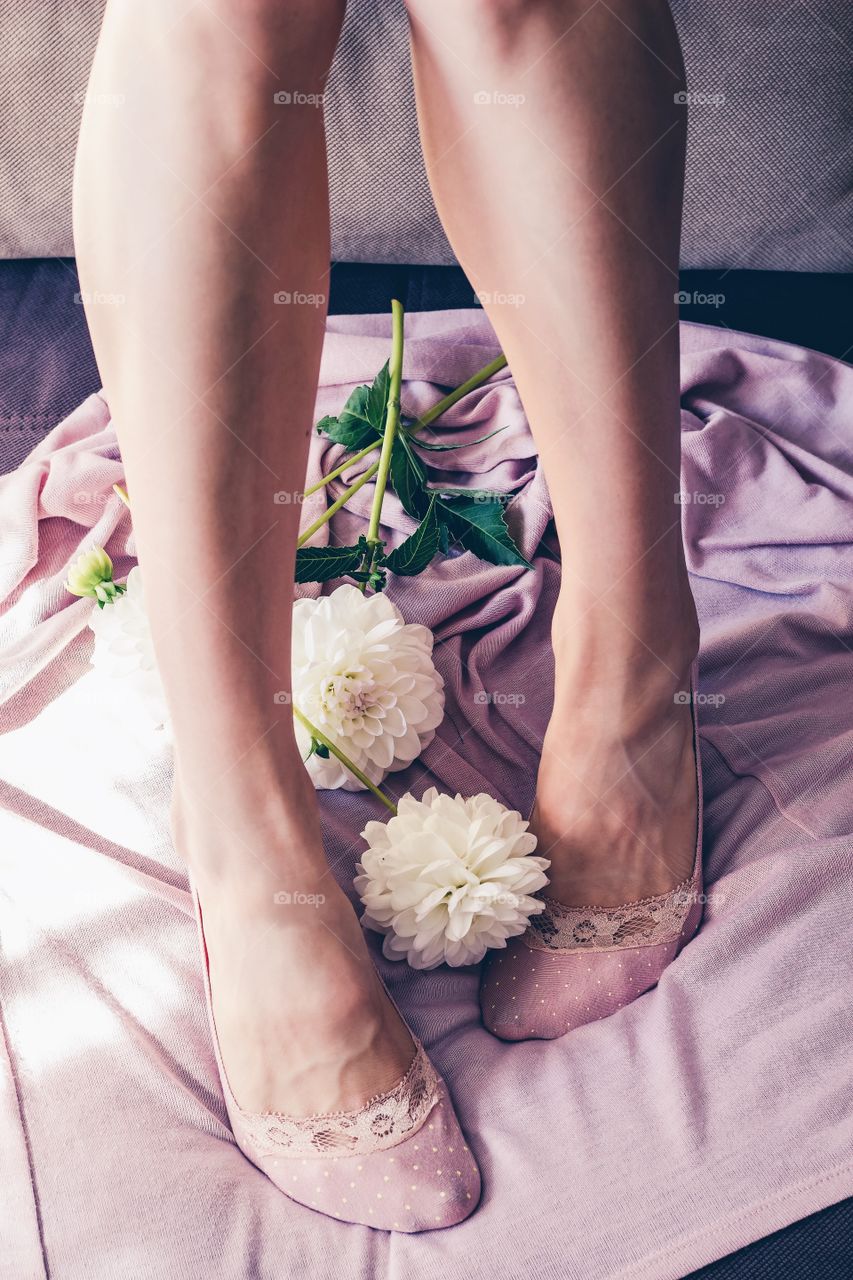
303,439,377,498
303,353,504,496
366,299,405,549
296,460,378,549
293,706,398,814
305,352,507,499
300,348,508,541
409,353,508,435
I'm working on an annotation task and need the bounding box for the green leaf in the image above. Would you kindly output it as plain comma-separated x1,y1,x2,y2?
295,543,363,583
316,361,390,452
317,388,375,450
410,424,509,452
366,360,390,435
315,414,341,438
389,433,429,519
435,494,532,569
384,496,441,576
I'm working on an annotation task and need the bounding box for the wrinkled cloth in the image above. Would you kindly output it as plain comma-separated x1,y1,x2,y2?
1,310,852,1280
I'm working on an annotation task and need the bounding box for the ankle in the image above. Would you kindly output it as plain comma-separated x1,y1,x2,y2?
547,630,699,744
170,756,330,896
551,592,699,713
191,856,339,921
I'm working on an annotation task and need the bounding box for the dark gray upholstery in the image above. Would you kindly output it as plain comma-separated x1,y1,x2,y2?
324,0,853,270
674,0,853,271
1,1,851,269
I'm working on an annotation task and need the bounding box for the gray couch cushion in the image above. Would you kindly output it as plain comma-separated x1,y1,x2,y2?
675,0,853,272
1,0,850,270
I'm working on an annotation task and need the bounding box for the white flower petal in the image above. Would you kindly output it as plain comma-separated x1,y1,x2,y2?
291,586,444,791
356,788,549,970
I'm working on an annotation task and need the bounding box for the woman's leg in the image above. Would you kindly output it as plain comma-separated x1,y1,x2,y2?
74,0,413,1114
405,0,699,904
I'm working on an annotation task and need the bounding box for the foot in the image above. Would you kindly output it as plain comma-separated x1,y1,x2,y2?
534,628,699,909
171,773,416,1119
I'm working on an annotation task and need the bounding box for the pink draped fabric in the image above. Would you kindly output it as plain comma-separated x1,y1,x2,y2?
1,311,852,1279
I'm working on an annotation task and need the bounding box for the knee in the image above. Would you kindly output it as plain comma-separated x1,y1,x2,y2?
405,0,580,29
403,0,592,57
207,0,345,49
155,0,346,86
405,0,670,45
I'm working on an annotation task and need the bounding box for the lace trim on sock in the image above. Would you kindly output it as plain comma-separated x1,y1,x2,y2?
524,878,699,953
235,1041,443,1159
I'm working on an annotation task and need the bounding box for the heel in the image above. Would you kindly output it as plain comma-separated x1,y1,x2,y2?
481,658,704,1041
189,885,481,1230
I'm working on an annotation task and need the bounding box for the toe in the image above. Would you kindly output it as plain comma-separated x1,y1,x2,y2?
480,936,685,1040
260,1089,481,1232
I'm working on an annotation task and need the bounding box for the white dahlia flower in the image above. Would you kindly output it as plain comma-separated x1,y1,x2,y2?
355,787,550,969
88,566,170,730
293,584,444,790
